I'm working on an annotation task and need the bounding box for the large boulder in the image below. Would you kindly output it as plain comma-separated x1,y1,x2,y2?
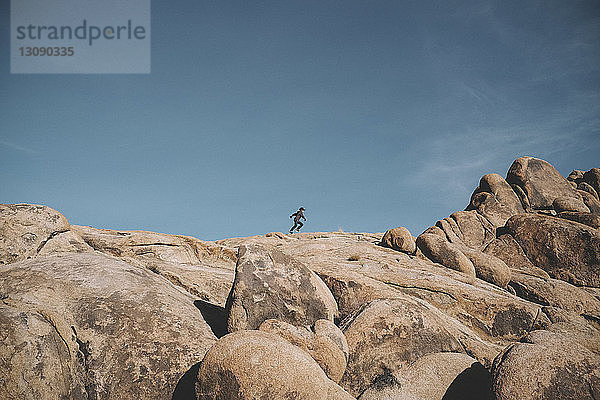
258,319,348,382
0,252,216,400
359,353,493,400
71,225,237,306
0,204,71,264
381,227,416,254
506,157,585,210
483,234,550,279
225,244,338,332
458,246,511,288
492,330,600,400
509,271,600,316
542,306,600,354
194,330,355,400
557,211,600,229
450,210,495,250
36,230,93,255
504,214,600,287
578,189,600,213
583,168,600,196
415,234,475,278
578,182,599,201
221,231,548,346
339,297,494,396
416,232,509,288
553,197,590,213
468,173,523,228
397,352,492,400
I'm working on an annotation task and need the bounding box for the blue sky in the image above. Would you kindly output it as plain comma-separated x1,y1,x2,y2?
1,0,599,240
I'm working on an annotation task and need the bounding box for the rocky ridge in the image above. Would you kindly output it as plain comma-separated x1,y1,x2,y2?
0,156,599,399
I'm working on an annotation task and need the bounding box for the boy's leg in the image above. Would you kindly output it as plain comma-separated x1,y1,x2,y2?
290,222,297,233
296,221,303,231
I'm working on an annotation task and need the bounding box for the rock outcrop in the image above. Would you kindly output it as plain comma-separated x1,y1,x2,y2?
0,204,72,264
71,225,237,306
506,156,585,211
504,214,600,286
358,352,492,400
194,330,355,400
258,318,348,382
0,252,216,400
381,227,416,254
225,244,338,332
339,297,496,396
492,330,600,400
415,233,476,277
468,173,523,228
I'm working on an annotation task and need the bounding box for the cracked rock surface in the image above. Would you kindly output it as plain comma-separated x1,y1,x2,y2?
0,252,216,400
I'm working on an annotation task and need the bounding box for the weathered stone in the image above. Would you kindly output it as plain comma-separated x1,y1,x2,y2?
314,319,350,361
505,214,600,287
542,306,600,354
458,245,511,288
421,225,446,238
258,319,348,383
310,334,348,384
219,231,548,347
492,330,600,400
552,196,590,213
568,170,585,183
225,244,338,332
0,204,70,264
258,318,314,348
415,234,475,278
484,234,550,279
509,271,600,315
0,253,216,400
506,157,581,210
71,225,237,306
468,173,523,228
584,168,600,197
194,330,355,400
578,182,600,201
450,210,490,250
397,352,492,400
578,189,600,214
357,372,417,400
557,211,600,229
339,297,495,397
36,230,94,255
510,183,531,211
381,227,416,254
435,218,463,245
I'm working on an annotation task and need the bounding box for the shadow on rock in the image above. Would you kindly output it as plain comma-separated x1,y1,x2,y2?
172,361,201,400
194,300,227,338
442,362,493,400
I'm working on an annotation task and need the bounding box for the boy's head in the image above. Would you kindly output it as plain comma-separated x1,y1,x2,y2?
299,207,305,211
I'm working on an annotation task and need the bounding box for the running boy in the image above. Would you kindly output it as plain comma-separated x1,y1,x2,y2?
289,207,306,233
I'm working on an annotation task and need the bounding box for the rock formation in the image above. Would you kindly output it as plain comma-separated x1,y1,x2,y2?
224,244,338,332
194,330,354,400
1,156,599,400
0,252,216,399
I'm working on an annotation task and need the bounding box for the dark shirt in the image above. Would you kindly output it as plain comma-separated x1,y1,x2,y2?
292,210,306,222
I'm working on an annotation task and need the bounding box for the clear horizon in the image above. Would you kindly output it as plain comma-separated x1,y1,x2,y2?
1,1,599,240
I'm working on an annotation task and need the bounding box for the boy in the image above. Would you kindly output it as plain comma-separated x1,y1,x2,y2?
289,207,306,233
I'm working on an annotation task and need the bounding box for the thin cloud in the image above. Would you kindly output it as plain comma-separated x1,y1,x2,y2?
0,140,38,154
